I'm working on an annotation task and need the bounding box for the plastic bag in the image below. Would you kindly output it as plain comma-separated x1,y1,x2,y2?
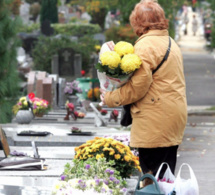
174,163,199,195
155,163,176,195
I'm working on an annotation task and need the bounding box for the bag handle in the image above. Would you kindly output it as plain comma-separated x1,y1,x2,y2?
155,162,171,179
135,173,163,193
176,163,198,183
152,36,171,75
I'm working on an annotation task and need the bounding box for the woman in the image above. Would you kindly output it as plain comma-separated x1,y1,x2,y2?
100,0,187,180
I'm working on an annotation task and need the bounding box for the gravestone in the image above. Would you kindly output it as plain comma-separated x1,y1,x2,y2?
36,71,47,98
58,78,66,108
51,54,59,75
74,54,82,78
27,71,36,94
58,48,75,77
42,77,54,107
48,74,59,109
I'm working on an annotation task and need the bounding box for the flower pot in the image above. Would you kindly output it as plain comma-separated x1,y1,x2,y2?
16,110,33,124
67,95,79,106
35,113,44,117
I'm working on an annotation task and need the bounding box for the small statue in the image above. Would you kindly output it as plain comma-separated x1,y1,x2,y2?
64,101,77,121
109,109,119,122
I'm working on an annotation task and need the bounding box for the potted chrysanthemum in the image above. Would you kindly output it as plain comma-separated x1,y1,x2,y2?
74,137,141,179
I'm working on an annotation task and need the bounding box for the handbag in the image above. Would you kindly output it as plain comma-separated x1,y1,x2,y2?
135,173,165,195
173,163,199,195
0,156,47,170
120,37,171,127
155,163,176,195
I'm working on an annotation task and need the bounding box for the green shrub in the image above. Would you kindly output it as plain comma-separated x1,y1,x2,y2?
18,23,40,33
52,23,101,37
32,35,99,73
17,23,101,37
105,24,138,45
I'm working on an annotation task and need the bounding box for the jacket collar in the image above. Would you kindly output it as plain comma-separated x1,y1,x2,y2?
135,29,169,43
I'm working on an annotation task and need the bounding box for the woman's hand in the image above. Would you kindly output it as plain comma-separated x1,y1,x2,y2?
106,41,115,51
100,88,107,105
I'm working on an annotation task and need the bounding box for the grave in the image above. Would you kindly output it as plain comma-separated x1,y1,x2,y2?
52,49,82,80
48,74,59,109
27,71,36,94
58,78,66,108
58,48,75,77
42,77,54,107
36,71,47,98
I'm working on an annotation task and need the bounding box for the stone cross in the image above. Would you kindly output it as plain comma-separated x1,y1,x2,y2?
62,50,71,62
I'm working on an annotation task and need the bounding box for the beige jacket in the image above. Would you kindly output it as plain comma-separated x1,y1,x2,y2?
105,29,187,148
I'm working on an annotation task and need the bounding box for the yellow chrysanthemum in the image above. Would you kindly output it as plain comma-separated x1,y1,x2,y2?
96,154,102,159
114,41,134,57
100,51,121,69
124,155,131,162
109,149,115,155
114,154,121,160
19,97,26,102
134,160,140,166
120,54,142,74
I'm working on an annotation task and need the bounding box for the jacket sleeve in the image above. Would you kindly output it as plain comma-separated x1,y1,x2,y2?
104,46,157,108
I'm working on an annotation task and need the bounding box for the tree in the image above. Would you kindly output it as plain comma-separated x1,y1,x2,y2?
0,0,21,123
40,0,58,24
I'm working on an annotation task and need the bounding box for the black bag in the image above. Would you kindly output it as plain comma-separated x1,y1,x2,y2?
120,37,171,127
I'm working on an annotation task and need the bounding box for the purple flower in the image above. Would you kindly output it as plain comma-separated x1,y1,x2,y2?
105,169,110,173
114,179,120,184
101,188,106,193
109,176,115,181
95,179,100,185
109,170,114,175
122,188,127,192
109,189,113,194
85,164,91,169
104,179,109,185
61,175,66,181
78,179,83,183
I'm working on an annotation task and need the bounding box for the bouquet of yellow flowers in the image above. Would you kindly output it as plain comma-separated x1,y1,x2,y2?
95,41,142,91
74,137,141,178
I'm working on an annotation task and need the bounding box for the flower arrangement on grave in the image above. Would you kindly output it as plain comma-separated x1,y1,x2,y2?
64,80,82,96
64,101,77,120
109,109,119,122
31,97,49,116
87,87,100,101
74,137,141,178
100,109,108,116
74,111,85,119
64,101,85,120
12,93,49,116
95,41,142,92
52,157,127,195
